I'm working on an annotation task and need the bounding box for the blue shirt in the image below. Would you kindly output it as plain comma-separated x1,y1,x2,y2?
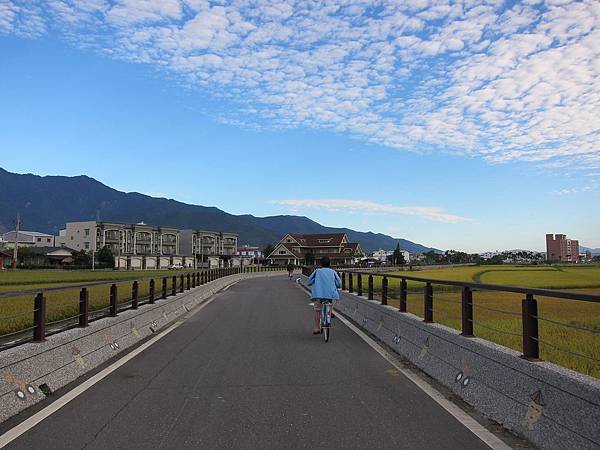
308,267,341,300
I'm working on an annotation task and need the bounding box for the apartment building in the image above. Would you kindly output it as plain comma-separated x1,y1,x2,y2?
179,230,239,268
267,233,363,266
546,233,579,263
56,221,180,255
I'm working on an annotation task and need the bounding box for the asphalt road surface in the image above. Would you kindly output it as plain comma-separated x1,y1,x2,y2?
5,276,500,449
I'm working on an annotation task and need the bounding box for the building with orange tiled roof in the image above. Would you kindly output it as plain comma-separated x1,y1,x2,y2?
267,233,363,266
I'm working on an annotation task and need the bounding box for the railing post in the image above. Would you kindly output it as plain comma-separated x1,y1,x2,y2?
400,279,407,312
368,275,373,300
187,273,191,290
349,273,354,293
180,275,184,293
110,283,118,317
79,288,89,327
341,272,346,290
171,276,176,296
201,271,205,285
461,287,473,337
192,272,196,288
162,277,167,299
381,276,388,305
423,282,433,323
357,274,363,296
522,293,539,360
33,293,46,342
149,279,155,304
131,281,139,309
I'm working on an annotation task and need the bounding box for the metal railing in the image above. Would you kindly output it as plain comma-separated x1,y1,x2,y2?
0,266,286,350
302,267,600,365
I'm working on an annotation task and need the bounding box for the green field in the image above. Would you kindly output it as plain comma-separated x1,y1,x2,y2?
348,265,600,378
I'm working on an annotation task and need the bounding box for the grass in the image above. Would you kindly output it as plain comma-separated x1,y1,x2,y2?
0,269,180,287
344,265,600,378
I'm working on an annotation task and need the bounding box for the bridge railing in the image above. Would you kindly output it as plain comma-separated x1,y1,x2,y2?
0,266,286,350
303,266,600,376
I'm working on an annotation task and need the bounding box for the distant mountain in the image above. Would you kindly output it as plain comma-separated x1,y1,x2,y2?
0,168,439,254
581,246,600,255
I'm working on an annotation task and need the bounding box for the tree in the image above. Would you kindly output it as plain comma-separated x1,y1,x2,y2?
262,244,275,260
97,245,114,268
393,243,406,265
72,250,91,266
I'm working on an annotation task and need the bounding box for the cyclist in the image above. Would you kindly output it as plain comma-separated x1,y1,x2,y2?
287,262,294,279
307,256,341,334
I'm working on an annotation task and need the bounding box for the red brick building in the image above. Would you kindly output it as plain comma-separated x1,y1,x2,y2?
546,234,579,263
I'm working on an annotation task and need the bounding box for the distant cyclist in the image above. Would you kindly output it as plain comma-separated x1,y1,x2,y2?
307,256,341,335
287,262,294,279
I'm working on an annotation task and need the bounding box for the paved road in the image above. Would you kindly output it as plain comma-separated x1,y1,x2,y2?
5,276,497,449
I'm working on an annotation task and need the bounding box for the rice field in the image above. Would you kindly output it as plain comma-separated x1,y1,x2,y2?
346,265,600,378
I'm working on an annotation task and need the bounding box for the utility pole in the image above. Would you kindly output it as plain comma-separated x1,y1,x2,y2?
12,212,20,269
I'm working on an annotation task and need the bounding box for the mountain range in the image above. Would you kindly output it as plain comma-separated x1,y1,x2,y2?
0,168,438,254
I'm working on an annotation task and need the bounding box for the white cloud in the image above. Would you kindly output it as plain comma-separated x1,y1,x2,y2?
273,199,470,224
1,0,599,179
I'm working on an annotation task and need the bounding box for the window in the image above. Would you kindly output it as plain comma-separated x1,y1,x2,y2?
70,236,74,240
318,239,332,243
84,229,90,236
37,237,41,242
84,242,90,249
279,250,286,254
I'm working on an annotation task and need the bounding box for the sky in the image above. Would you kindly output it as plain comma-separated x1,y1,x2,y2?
0,0,599,253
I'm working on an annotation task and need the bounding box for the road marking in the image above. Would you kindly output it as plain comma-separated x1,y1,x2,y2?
0,293,222,448
335,313,512,450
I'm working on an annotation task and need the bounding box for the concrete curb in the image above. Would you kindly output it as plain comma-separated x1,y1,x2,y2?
300,276,600,450
0,271,284,424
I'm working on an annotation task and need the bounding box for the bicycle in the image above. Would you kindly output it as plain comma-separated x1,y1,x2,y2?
319,300,332,342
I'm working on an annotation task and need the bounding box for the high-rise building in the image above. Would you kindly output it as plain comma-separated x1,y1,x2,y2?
546,234,579,263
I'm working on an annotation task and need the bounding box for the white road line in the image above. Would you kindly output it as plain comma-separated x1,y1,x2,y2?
0,294,221,448
335,314,512,450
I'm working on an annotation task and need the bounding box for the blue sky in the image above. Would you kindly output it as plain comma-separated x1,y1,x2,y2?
1,0,598,252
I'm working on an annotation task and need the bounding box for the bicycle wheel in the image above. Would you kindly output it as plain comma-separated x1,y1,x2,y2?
322,303,330,342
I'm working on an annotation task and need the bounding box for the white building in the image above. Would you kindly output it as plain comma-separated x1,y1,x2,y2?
372,249,410,264
2,230,55,248
237,245,262,259
372,249,393,262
